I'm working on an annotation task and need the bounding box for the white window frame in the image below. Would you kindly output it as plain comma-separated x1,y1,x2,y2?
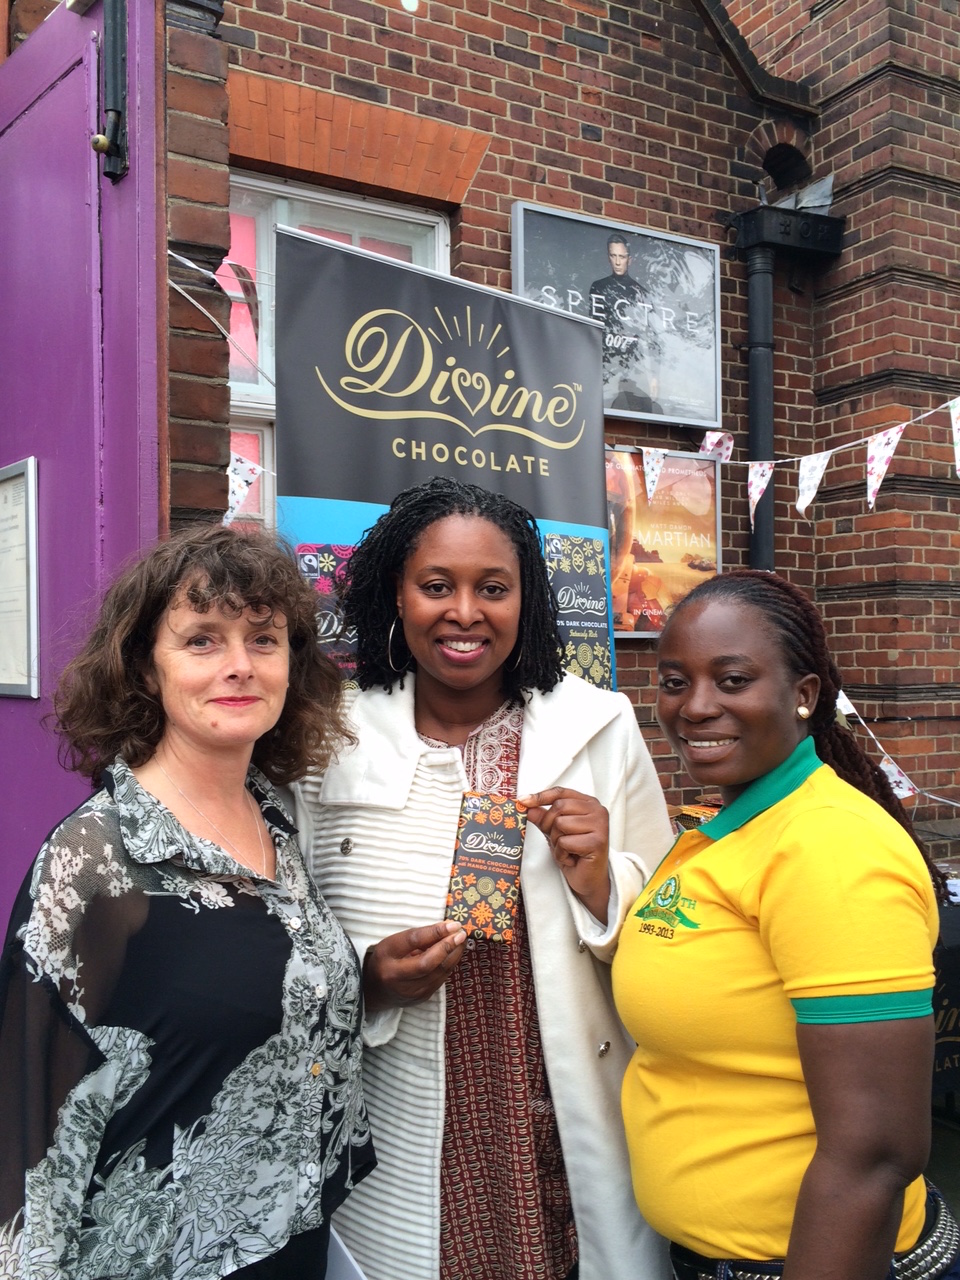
226,171,451,417
226,173,450,526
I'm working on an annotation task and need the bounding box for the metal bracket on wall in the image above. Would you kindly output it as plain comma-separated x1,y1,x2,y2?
89,0,128,180
732,206,845,259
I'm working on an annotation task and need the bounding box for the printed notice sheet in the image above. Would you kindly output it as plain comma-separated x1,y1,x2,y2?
0,460,38,696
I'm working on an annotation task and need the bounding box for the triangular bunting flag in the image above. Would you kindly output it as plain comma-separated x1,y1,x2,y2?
865,424,905,509
747,461,775,530
795,450,832,518
879,755,919,799
699,431,734,462
641,448,666,503
949,397,960,479
224,452,265,526
835,690,859,720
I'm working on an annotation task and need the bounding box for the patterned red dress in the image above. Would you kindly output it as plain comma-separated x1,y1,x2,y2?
421,703,578,1280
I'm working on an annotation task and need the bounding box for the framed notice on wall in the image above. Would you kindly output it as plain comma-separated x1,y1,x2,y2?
512,203,721,428
606,447,721,639
0,457,39,697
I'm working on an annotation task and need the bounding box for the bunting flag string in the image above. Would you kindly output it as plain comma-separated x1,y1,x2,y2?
168,251,276,386
836,691,960,811
694,393,960,517
170,246,960,518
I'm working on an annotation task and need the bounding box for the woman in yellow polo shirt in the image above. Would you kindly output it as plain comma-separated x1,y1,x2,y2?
613,569,959,1280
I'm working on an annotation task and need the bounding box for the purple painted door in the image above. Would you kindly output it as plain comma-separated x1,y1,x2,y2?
0,0,160,922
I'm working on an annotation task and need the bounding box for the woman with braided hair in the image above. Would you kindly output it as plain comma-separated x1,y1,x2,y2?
295,476,674,1280
613,568,958,1280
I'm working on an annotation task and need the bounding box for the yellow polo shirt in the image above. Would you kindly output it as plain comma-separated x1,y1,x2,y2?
613,738,938,1260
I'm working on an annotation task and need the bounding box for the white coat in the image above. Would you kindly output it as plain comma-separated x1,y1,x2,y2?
295,674,673,1280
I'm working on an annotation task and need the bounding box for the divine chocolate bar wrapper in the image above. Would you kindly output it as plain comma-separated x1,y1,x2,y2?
445,792,527,944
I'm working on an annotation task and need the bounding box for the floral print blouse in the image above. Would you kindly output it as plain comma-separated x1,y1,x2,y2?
0,758,374,1280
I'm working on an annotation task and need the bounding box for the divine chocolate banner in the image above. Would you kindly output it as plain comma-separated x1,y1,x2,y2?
275,227,606,528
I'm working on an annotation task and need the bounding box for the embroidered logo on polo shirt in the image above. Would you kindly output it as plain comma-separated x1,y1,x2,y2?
633,875,700,938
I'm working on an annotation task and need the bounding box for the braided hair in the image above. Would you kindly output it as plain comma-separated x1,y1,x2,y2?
341,476,564,703
665,569,948,902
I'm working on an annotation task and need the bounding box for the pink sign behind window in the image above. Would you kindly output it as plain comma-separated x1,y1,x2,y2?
219,214,259,383
299,225,351,245
299,225,413,263
361,237,413,262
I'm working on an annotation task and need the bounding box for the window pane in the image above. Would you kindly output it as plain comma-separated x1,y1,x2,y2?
229,301,259,384
220,213,262,385
360,236,413,262
226,174,449,429
299,224,353,245
218,213,258,297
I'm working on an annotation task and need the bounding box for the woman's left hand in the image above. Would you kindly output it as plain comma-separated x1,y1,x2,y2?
521,787,611,924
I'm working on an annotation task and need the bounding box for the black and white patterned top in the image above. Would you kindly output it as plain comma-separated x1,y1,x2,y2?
0,757,374,1280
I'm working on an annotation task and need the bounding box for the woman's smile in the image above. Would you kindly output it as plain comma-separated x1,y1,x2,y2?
437,635,488,659
678,734,738,753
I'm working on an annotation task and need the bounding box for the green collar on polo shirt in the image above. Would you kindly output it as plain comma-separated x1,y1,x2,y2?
699,736,823,842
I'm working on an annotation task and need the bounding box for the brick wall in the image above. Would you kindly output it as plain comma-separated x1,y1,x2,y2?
736,0,960,846
9,0,956,822
206,0,959,823
166,9,233,526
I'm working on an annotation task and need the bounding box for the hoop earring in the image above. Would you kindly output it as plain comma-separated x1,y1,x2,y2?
387,617,406,674
509,643,523,671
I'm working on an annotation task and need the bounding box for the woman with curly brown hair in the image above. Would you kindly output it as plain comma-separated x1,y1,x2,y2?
0,525,374,1280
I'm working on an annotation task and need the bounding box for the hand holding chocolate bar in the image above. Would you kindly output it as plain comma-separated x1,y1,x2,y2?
521,787,611,924
362,921,468,1012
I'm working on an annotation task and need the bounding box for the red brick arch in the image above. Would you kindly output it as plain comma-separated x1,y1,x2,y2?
228,69,490,205
742,118,813,189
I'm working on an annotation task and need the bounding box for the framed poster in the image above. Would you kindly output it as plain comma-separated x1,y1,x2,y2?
512,203,721,427
606,447,721,639
0,457,39,697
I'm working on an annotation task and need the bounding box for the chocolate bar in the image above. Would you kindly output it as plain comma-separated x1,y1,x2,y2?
445,792,526,944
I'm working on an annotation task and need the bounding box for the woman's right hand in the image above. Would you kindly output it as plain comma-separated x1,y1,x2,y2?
363,921,468,1012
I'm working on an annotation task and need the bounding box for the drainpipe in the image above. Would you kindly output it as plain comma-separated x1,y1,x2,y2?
89,0,129,180
732,206,845,572
746,246,776,570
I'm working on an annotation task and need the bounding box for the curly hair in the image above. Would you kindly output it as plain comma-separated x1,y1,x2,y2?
664,569,948,903
54,524,352,787
341,476,564,702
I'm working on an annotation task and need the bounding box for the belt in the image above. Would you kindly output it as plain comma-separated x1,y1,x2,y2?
669,1185,960,1280
895,1190,960,1280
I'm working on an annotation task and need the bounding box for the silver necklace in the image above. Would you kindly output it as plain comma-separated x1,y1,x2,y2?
155,759,268,879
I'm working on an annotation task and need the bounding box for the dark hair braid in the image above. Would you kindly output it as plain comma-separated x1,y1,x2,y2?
340,476,564,702
667,569,948,902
